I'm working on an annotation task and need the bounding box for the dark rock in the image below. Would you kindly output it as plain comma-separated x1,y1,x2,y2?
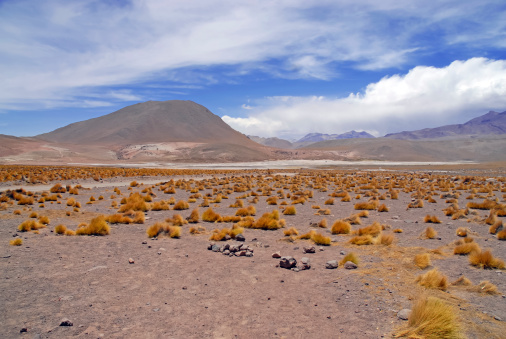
280,256,297,269
59,318,73,326
301,257,311,270
20,327,27,333
303,246,316,254
235,234,245,242
325,260,339,269
211,245,220,252
272,251,281,258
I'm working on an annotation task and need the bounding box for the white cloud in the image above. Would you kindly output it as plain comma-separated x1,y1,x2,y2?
223,58,506,138
1,0,505,110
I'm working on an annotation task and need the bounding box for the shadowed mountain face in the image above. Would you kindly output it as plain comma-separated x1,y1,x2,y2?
248,135,294,149
385,110,506,139
37,100,257,146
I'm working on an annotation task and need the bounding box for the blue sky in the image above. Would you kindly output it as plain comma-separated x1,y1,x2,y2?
1,0,506,140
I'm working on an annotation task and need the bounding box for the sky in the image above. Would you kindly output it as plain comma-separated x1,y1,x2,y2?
1,0,506,140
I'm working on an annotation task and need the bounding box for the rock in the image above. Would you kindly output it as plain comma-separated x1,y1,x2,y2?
319,247,324,252
397,309,411,320
235,234,245,242
280,256,297,269
20,327,27,333
272,251,281,258
494,315,502,321
340,251,346,255
223,250,230,255
301,257,311,270
222,243,230,251
303,246,316,254
207,243,215,250
211,245,220,252
246,251,254,257
325,260,339,269
292,267,300,272
237,250,247,257
344,261,358,269
128,258,135,264
59,318,73,326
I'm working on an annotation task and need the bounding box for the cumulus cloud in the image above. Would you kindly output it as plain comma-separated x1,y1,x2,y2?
222,58,506,138
1,0,505,110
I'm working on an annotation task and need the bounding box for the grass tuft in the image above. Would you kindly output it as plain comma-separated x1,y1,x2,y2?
9,238,23,246
76,216,110,236
415,268,448,290
283,205,297,215
469,250,505,269
331,220,351,234
414,253,431,269
339,253,359,266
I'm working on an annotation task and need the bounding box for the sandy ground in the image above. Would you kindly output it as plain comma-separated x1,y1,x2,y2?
1,170,505,338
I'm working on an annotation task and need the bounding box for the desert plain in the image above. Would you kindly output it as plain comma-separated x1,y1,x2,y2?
0,164,505,339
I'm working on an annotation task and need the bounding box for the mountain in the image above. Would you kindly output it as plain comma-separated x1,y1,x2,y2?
248,135,293,149
297,131,375,143
32,100,272,162
38,100,255,146
385,110,506,139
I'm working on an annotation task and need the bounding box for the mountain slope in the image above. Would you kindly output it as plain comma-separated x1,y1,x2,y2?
38,100,257,147
297,131,375,143
385,110,506,139
248,135,293,149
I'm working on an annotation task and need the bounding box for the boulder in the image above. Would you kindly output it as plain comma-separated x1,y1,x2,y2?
325,260,339,269
280,256,297,269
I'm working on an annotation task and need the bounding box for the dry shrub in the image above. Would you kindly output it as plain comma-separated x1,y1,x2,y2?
66,197,76,207
456,227,467,237
414,253,431,269
394,296,462,339
311,205,321,209
339,252,359,266
76,216,110,236
317,208,331,215
350,235,373,245
469,250,505,269
236,205,256,217
354,201,378,210
415,268,448,290
10,238,23,246
284,227,299,236
453,242,480,255
377,204,389,212
324,198,334,205
189,226,206,235
118,193,150,212
466,199,497,210
132,211,145,224
50,183,66,193
18,196,34,205
424,227,437,239
344,214,362,225
229,199,244,208
489,220,503,234
173,200,190,210
474,281,499,294
283,205,297,215
151,201,170,211
209,228,230,241
378,233,395,245
266,196,278,205
485,212,497,225
311,232,331,246
167,214,187,226
236,216,255,228
424,215,441,224
18,219,45,232
318,218,327,228
38,216,50,225
130,181,139,187
146,222,181,238
393,228,403,233
106,214,133,224
251,210,284,230
451,276,472,286
187,208,200,223
202,207,222,222
13,209,21,215
54,224,67,234
497,229,506,240
331,220,351,234
222,215,242,223
357,222,382,237
341,194,351,202
298,230,315,240
407,199,424,209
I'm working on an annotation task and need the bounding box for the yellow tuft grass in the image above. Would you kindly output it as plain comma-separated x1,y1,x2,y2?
202,207,222,222
424,227,437,239
394,296,462,339
415,268,448,290
235,205,256,217
474,281,499,294
173,200,190,210
453,242,480,255
489,220,503,234
378,233,395,246
414,253,431,269
497,229,506,240
357,222,382,237
349,235,373,245
339,252,359,266
118,193,150,212
54,224,67,234
283,227,299,236
354,201,378,210
76,216,110,236
451,276,472,286
456,227,467,237
38,215,50,225
311,232,331,246
318,218,327,228
331,220,351,234
283,205,297,215
424,215,441,223
18,219,45,232
324,198,334,205
393,228,403,233
189,226,207,235
187,208,200,223
9,238,23,246
469,250,505,269
466,199,497,210
251,210,284,230
377,204,389,212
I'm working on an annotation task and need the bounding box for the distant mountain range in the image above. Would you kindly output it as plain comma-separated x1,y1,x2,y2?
385,110,506,139
0,102,505,164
